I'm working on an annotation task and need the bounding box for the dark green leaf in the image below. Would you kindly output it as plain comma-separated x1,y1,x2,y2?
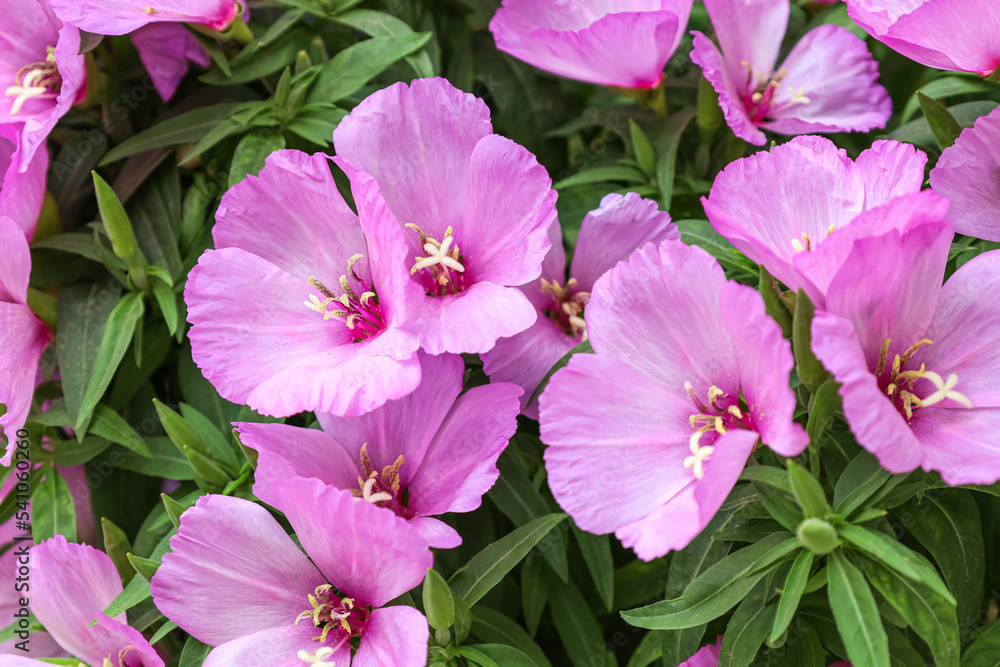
31,467,76,543
549,578,617,667
332,8,434,77
520,556,549,636
228,129,287,188
787,619,827,667
655,107,697,210
770,550,814,643
806,378,842,447
788,461,829,518
827,550,889,667
127,163,182,281
629,119,656,176
90,404,152,458
719,577,779,667
739,466,792,494
759,265,792,337
554,165,648,190
917,92,964,149
833,451,893,517
115,437,195,481
793,289,829,393
201,27,314,85
960,619,1000,667
92,171,139,265
306,33,432,104
464,644,535,667
470,606,552,667
572,525,614,612
674,219,757,276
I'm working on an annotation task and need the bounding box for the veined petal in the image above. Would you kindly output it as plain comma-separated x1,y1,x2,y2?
408,517,462,549
703,0,788,78
203,623,347,667
856,140,927,209
131,23,210,101
0,125,48,238
353,606,429,667
690,32,764,145
49,0,239,34
912,408,1000,486
0,302,51,466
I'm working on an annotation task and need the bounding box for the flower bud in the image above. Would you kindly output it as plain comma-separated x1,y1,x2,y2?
797,517,839,555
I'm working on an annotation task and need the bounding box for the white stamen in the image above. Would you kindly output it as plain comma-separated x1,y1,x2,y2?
298,647,337,666
918,371,973,409
361,477,392,504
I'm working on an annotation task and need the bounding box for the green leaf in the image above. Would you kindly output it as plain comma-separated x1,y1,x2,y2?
489,454,569,581
833,450,893,517
423,569,455,631
470,606,552,667
31,467,76,543
178,636,212,667
887,101,998,150
115,437,194,481
788,461,829,518
179,102,268,165
904,490,985,633
90,404,152,458
75,293,145,433
752,480,803,533
200,27,314,85
127,553,160,582
719,577,779,667
92,171,139,265
128,164,182,282
759,265,792,337
838,524,947,595
49,436,111,466
770,550,814,644
674,219,758,276
520,556,550,636
901,77,999,122
806,379,842,445
306,33,432,104
229,129,287,188
449,513,567,607
526,339,593,407
184,446,231,490
629,119,656,176
622,532,792,630
179,403,240,473
549,578,617,667
154,399,210,459
787,620,827,667
655,107,697,210
917,92,964,150
793,289,829,392
332,8,434,77
285,103,347,145
553,166,648,190
101,102,259,164
57,281,121,432
827,550,889,667
150,279,179,336
572,525,614,612
859,557,960,667
625,631,663,667
739,466,792,493
161,493,186,529
464,644,535,667
961,619,1000,667
102,517,135,586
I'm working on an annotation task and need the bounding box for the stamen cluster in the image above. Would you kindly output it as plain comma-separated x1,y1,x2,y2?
6,47,62,116
684,382,754,480
303,254,384,342
351,443,405,513
540,278,590,337
874,338,972,421
406,223,466,296
295,584,366,645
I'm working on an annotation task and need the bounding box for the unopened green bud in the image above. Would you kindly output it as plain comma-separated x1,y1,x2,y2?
797,517,839,555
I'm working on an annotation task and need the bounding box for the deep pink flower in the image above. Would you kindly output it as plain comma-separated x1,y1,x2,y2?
845,0,1000,76
48,0,239,35
184,149,425,418
151,481,432,666
488,0,693,88
691,0,891,145
1,216,52,466
237,351,522,549
0,123,47,237
0,0,86,171
13,535,164,666
332,77,558,355
539,240,807,561
811,200,1000,485
131,23,210,101
703,136,927,300
930,105,1000,242
482,192,678,418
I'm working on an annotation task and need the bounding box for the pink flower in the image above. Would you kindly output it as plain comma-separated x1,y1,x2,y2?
930,105,1000,242
539,240,807,561
130,23,210,101
488,0,693,88
332,77,558,355
811,200,1000,485
482,192,678,418
151,481,432,666
702,136,927,300
1,216,52,465
845,0,1000,76
48,0,239,35
681,637,722,666
691,0,891,145
0,0,86,171
0,123,47,237
13,535,164,666
184,149,425,418
237,351,522,549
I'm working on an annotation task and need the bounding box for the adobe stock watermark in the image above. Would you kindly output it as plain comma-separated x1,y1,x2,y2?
11,427,33,653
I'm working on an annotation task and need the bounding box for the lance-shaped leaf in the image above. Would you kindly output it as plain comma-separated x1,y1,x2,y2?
827,550,889,667
102,518,135,586
793,289,829,392
770,550,814,644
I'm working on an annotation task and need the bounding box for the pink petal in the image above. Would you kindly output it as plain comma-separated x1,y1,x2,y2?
490,5,685,88
681,637,723,666
131,23,209,101
237,421,362,509
856,140,927,209
0,124,48,238
540,353,694,536
761,25,891,137
151,494,326,646
570,192,679,290
930,105,1000,242
314,351,466,487
214,150,364,284
0,301,51,466
94,613,164,667
703,0,788,78
912,408,1000,486
0,216,31,303
203,624,348,667
811,311,924,474
586,240,738,394
409,517,462,549
0,0,63,117
702,135,865,293
406,380,522,516
49,0,239,34
481,317,578,418
184,247,421,417
270,478,432,608
615,429,759,561
719,281,807,456
30,536,128,667
912,250,1000,407
690,32,764,145
354,606,429,667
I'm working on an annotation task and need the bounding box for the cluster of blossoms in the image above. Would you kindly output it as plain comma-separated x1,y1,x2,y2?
0,0,998,665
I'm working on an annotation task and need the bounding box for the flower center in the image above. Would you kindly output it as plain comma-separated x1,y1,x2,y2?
6,47,61,116
741,63,810,125
406,223,467,297
683,382,754,480
102,646,145,667
790,225,837,254
351,443,406,514
295,585,367,648
303,254,385,342
874,338,972,421
540,277,589,337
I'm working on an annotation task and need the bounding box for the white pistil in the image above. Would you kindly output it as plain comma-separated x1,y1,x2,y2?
788,87,811,105
361,476,392,504
918,371,973,409
6,70,54,116
791,232,812,254
412,234,465,273
684,431,715,480
298,647,337,666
